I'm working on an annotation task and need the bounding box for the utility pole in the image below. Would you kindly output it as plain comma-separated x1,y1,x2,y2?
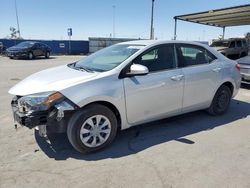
67,28,72,55
112,5,116,38
14,0,21,38
150,0,155,40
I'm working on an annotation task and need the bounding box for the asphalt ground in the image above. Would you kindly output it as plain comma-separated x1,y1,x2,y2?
0,55,250,188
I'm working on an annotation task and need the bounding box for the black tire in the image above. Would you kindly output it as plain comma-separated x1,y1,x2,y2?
28,52,33,60
67,104,118,153
208,85,232,115
45,51,50,59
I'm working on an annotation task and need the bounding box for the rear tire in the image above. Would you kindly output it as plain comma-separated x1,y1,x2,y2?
208,85,232,115
67,104,118,153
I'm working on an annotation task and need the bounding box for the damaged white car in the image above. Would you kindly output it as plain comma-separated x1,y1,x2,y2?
9,40,241,153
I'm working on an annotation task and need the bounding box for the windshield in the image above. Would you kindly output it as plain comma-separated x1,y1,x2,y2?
16,42,35,48
210,41,229,47
71,44,145,72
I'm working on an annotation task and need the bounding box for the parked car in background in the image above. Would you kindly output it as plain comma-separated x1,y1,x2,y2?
6,41,51,59
237,56,250,84
0,42,6,54
9,40,241,153
210,38,249,59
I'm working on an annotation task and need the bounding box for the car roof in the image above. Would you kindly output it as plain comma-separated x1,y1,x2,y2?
19,41,37,44
20,41,48,46
119,40,208,47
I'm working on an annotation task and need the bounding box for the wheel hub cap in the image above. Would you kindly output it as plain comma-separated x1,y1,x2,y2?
80,115,111,148
217,91,229,109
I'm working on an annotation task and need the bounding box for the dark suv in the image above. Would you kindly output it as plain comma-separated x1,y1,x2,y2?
210,38,249,59
6,41,51,60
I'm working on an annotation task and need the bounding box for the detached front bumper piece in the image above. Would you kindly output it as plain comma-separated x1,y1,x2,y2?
12,104,50,129
11,96,78,133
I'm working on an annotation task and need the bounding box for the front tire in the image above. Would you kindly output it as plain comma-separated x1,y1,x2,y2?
45,51,50,59
28,52,33,60
67,104,118,153
208,85,232,115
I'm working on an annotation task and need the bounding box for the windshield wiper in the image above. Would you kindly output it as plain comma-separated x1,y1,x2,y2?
76,66,95,73
68,63,94,73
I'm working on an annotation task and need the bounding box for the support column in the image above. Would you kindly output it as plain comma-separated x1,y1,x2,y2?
174,18,177,40
150,0,155,40
222,27,225,39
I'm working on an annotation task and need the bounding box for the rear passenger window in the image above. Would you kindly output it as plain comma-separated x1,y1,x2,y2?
177,45,216,67
206,51,217,63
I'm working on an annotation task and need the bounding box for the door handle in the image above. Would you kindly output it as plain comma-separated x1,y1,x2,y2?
212,68,222,72
171,75,184,81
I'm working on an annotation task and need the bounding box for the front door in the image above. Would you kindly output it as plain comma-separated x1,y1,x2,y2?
123,44,184,124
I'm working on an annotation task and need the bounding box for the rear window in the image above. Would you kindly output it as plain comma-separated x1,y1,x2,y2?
178,45,217,67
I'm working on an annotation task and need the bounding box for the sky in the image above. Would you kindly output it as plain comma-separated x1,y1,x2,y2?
0,0,249,41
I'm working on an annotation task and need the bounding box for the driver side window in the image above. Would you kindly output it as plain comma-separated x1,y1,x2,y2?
135,44,176,72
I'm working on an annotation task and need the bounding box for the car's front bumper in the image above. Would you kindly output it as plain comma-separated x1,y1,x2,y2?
11,97,77,133
241,74,250,84
240,66,250,84
13,107,48,129
7,51,28,58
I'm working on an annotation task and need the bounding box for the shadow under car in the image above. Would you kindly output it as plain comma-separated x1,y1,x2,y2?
35,99,250,161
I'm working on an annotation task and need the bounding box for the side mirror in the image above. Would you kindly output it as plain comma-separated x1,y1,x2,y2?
127,64,149,76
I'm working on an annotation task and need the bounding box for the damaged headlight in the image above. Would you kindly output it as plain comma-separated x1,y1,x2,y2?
18,91,64,113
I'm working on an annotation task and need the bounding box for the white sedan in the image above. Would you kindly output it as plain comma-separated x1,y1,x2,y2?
9,40,241,153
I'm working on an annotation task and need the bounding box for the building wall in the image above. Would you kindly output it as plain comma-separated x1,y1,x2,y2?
0,39,89,55
89,37,141,53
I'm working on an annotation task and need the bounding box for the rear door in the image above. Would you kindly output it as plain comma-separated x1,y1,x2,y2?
40,43,47,55
176,44,221,112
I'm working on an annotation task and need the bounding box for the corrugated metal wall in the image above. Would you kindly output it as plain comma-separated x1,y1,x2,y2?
0,39,89,55
89,37,140,53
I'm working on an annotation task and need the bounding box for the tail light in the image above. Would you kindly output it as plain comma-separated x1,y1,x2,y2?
235,64,240,71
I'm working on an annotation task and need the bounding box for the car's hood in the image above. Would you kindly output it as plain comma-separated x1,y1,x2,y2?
212,46,227,51
9,65,99,96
